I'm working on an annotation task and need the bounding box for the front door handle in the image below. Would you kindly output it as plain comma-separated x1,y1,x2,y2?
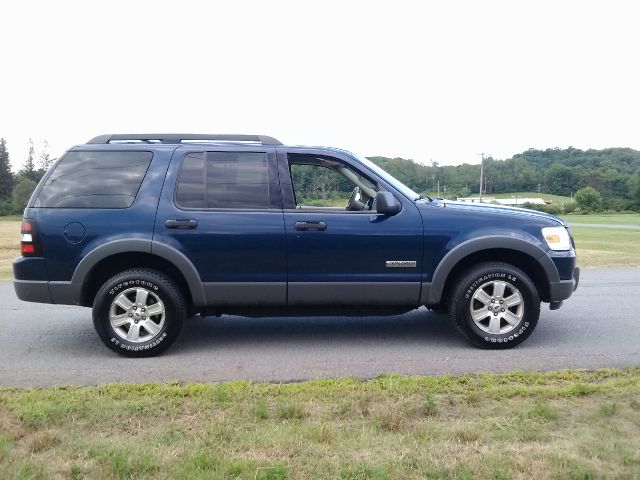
165,219,198,229
294,221,327,231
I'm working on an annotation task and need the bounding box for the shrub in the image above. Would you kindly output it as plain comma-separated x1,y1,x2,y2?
521,202,563,215
574,187,602,213
602,197,632,212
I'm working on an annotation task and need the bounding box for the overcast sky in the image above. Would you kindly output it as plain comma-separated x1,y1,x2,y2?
1,0,639,170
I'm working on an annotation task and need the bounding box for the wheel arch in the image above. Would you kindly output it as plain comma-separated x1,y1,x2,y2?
74,240,205,308
423,236,559,305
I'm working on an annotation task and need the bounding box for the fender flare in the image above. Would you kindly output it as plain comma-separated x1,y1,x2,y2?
72,239,206,306
422,235,559,304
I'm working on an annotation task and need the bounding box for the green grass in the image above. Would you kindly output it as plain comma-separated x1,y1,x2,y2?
0,220,20,279
0,369,639,479
570,225,640,267
563,213,640,226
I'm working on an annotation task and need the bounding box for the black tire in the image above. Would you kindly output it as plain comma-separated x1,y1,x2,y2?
92,269,186,357
448,262,540,349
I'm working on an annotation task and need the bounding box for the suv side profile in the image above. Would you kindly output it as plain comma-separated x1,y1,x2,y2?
14,134,579,357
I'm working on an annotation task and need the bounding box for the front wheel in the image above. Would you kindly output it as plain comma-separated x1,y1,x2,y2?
448,262,540,349
92,269,186,357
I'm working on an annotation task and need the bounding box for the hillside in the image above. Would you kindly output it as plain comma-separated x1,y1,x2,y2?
368,147,640,209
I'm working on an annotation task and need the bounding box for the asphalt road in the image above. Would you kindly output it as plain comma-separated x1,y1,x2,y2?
1,268,639,387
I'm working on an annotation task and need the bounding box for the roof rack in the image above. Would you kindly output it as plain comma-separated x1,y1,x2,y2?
86,134,282,146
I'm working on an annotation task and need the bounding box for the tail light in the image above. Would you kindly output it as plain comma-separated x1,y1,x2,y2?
21,220,40,256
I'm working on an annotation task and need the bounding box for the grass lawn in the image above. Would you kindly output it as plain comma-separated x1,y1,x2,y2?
0,369,639,479
570,227,640,268
563,213,640,226
0,220,20,280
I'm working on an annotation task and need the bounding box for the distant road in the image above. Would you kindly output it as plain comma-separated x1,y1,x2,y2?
569,223,640,230
0,268,639,387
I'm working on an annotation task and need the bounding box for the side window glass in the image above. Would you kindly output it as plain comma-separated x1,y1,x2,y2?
290,164,354,208
175,151,270,209
289,160,378,210
34,151,152,208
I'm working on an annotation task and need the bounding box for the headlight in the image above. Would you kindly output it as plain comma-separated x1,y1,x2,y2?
542,226,572,251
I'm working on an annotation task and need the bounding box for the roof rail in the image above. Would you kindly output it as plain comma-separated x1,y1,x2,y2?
86,134,282,146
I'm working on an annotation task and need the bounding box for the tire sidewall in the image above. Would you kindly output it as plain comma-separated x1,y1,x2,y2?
93,272,183,355
456,267,538,347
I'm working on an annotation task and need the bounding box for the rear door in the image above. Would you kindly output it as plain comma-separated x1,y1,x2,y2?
154,145,286,306
278,148,424,306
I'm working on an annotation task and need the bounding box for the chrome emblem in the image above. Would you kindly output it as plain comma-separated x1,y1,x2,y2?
386,260,417,268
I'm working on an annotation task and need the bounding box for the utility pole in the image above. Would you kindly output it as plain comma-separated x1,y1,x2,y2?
426,159,430,193
477,153,485,202
437,179,440,197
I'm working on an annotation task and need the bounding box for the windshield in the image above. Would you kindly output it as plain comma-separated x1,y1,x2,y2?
353,154,421,200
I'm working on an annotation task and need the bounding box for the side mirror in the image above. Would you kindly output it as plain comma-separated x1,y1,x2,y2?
375,191,401,216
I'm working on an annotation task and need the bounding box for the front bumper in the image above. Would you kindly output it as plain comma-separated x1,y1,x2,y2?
548,266,580,302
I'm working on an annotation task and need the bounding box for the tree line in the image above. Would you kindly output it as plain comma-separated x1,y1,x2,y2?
1,137,639,215
369,147,640,212
0,138,54,215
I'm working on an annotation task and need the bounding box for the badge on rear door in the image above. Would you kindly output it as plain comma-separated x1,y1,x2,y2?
386,260,417,268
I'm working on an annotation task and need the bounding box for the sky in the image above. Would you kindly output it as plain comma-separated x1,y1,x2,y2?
1,0,639,170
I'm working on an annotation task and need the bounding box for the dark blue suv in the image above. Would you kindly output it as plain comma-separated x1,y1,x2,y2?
13,134,579,356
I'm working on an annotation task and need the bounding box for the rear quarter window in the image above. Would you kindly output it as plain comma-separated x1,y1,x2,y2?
33,151,153,208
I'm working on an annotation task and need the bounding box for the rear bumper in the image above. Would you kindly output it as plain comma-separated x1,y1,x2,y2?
13,280,81,305
13,279,53,303
13,256,82,305
548,266,580,302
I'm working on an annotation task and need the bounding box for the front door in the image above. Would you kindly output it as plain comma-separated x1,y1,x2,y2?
278,149,424,306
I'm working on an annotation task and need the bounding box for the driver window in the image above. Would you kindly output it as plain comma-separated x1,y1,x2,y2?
288,155,378,211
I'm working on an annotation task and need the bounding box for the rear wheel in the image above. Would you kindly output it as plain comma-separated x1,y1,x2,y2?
92,269,186,357
448,262,540,348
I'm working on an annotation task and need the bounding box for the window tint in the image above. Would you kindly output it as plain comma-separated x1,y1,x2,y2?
175,152,270,209
34,151,152,208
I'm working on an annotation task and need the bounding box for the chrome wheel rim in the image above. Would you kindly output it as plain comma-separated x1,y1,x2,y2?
470,280,524,334
109,287,165,343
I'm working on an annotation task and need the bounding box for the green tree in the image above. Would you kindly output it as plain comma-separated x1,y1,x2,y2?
38,139,54,173
574,186,602,213
0,138,13,201
21,138,38,182
628,173,640,204
544,163,577,196
457,186,471,198
12,177,37,213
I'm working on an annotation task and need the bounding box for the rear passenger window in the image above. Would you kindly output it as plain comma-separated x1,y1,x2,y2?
175,152,270,209
34,151,152,208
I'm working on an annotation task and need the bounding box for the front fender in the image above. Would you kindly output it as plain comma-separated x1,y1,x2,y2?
421,235,559,304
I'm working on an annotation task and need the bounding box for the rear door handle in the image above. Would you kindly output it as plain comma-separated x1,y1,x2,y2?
165,219,198,229
294,221,327,231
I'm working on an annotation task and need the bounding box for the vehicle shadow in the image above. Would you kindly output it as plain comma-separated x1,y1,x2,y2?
169,307,465,353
